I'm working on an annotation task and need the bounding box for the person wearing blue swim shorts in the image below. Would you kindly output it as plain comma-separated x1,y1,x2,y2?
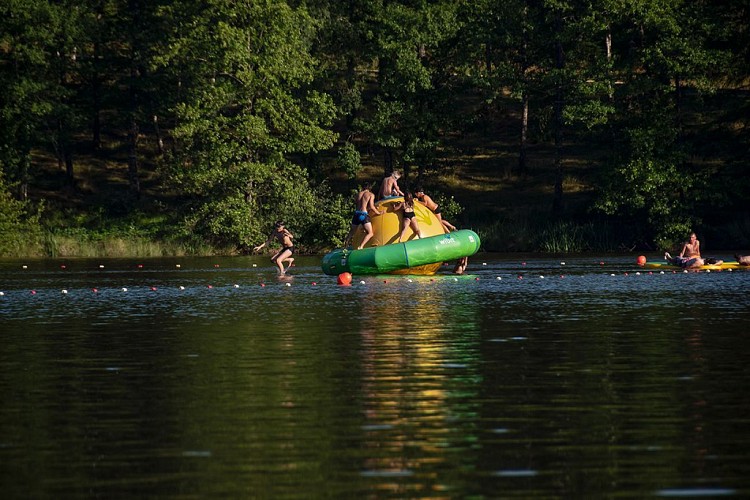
344,182,382,249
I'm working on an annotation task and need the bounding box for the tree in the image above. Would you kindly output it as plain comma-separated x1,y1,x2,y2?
594,0,731,246
352,0,462,182
0,170,42,256
154,0,339,248
0,0,83,197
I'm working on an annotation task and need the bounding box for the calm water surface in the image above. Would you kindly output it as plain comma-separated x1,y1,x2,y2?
1,255,749,498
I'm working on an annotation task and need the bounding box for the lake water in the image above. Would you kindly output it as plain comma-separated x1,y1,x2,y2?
2,255,749,498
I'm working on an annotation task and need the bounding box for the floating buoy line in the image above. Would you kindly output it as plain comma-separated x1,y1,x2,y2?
1,260,741,298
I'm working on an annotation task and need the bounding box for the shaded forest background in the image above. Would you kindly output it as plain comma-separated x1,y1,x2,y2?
1,0,749,257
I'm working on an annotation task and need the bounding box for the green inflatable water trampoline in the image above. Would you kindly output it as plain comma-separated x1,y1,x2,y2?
322,229,481,276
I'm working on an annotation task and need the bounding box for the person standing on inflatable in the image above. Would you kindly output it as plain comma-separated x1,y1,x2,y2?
377,170,404,200
414,186,457,232
344,182,382,249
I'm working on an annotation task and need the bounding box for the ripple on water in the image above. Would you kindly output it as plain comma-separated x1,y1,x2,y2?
654,488,737,497
493,470,539,477
359,470,414,478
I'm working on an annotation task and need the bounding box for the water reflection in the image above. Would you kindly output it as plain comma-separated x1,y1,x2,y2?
1,255,750,497
356,283,481,491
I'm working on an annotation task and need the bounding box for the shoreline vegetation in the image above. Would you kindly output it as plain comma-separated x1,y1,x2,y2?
2,2,749,258
3,217,627,259
0,216,645,258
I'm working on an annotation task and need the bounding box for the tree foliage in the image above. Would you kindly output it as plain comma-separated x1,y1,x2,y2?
1,0,748,253
154,0,339,247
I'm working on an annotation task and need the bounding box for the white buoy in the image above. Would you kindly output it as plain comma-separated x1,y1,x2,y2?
453,278,458,281
61,289,68,294
175,264,181,268
483,262,487,266
233,284,239,288
99,265,104,269
122,287,128,292
0,291,4,296
706,270,711,273
179,286,185,290
660,271,665,274
611,273,615,276
496,276,502,280
252,264,257,267
359,280,365,285
560,262,566,265
22,265,27,269
286,282,292,287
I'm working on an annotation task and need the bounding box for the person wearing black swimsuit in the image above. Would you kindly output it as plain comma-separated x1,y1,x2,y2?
394,192,424,243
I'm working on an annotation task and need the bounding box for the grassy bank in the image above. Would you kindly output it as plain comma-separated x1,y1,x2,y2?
1,228,225,259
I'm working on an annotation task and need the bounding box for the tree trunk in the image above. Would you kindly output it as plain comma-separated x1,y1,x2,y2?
65,149,75,188
518,3,529,176
345,56,357,129
58,119,75,187
19,156,29,201
384,149,393,175
675,74,683,139
92,40,102,150
128,115,140,196
519,92,529,175
552,12,564,214
127,0,141,197
153,115,164,155
128,65,140,196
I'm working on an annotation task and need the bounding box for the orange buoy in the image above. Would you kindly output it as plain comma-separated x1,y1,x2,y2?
636,255,646,266
337,272,352,286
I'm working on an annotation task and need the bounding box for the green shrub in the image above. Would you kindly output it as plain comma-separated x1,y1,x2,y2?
0,171,43,257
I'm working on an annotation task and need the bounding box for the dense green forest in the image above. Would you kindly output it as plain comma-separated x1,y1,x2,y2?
1,0,749,257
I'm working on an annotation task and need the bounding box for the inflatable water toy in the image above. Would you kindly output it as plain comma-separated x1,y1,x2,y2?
322,196,480,275
322,229,480,276
640,259,742,271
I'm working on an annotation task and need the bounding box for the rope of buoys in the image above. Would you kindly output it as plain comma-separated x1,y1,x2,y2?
0,263,742,299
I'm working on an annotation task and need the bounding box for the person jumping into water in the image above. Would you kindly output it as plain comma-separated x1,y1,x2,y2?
344,182,382,249
254,221,296,274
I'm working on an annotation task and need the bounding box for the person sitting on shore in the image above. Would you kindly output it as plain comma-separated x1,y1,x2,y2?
414,186,456,232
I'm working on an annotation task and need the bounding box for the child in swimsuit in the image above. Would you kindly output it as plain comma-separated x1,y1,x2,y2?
394,192,424,243
253,221,296,274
